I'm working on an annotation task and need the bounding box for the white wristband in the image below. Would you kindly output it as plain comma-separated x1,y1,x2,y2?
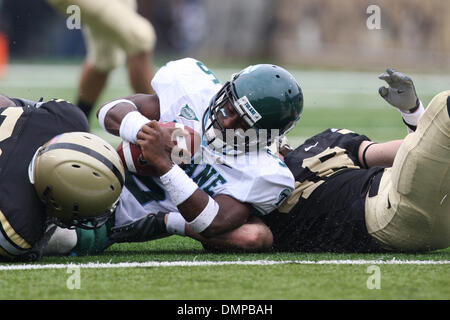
159,165,198,206
188,196,219,233
166,212,186,236
119,111,151,144
98,99,137,131
400,100,425,127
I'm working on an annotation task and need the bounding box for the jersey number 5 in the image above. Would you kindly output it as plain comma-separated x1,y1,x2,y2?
196,61,220,84
0,107,23,157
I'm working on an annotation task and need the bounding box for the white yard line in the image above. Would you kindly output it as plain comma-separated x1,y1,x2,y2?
0,259,449,271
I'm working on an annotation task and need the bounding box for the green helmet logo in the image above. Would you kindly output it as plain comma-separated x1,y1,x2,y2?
203,64,303,154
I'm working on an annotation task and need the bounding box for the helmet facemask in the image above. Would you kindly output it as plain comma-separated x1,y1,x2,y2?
203,78,278,156
203,65,303,156
43,190,118,230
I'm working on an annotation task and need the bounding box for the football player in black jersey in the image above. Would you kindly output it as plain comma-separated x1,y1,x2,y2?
0,94,124,261
202,69,449,253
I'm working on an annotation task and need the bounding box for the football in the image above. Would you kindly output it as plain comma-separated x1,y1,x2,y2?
116,121,201,176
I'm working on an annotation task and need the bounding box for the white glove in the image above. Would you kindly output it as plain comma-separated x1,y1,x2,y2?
378,68,420,113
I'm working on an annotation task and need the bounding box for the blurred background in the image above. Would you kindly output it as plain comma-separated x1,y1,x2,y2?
2,0,450,70
0,0,449,145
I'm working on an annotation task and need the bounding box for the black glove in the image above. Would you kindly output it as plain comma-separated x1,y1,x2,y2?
109,212,169,243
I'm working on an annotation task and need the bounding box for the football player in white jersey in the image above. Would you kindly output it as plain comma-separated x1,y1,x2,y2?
46,58,303,256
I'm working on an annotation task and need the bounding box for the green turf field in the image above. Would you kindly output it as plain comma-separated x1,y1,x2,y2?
0,62,448,300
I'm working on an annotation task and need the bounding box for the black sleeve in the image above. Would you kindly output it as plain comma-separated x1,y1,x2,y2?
326,129,371,167
289,128,370,168
38,99,89,132
284,128,371,184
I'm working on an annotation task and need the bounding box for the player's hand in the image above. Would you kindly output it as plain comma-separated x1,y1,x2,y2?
137,121,175,176
378,68,419,113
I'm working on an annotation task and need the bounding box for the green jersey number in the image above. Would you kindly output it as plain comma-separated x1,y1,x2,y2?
125,172,166,205
196,61,220,84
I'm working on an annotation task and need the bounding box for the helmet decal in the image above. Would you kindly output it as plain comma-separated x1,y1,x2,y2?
235,96,262,125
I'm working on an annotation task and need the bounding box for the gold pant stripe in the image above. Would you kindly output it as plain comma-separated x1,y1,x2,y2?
0,210,31,250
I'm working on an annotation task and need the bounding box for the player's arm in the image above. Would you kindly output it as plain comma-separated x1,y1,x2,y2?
378,68,425,134
96,94,160,138
358,139,403,168
137,121,251,237
178,192,251,238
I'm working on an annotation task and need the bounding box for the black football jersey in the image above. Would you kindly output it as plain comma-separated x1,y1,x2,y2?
0,99,88,259
262,128,384,253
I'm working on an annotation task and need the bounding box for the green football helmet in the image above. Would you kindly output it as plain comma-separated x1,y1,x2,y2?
29,132,125,230
203,64,303,154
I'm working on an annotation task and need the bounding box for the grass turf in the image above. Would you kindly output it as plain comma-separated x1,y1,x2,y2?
1,264,448,300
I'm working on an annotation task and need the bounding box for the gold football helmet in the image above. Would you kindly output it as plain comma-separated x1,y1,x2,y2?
29,132,125,229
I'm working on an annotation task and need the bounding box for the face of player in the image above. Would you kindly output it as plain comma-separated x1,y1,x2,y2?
215,101,250,131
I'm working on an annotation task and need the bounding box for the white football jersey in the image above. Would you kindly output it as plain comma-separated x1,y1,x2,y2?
115,58,295,226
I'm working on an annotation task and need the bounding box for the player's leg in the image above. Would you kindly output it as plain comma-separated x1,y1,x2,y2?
48,0,125,118
110,0,156,94
78,0,156,94
76,59,109,118
76,20,126,119
48,0,156,116
48,0,155,59
127,50,155,94
366,90,450,251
